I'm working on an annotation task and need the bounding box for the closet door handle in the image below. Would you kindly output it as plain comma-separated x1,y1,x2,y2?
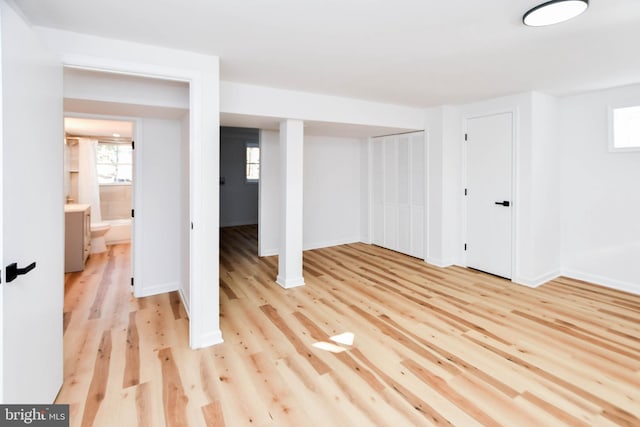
5,262,36,283
494,201,510,207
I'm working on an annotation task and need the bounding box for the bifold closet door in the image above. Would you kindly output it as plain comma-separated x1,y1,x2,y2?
371,131,425,259
397,135,411,254
372,138,385,246
383,137,399,251
409,133,425,258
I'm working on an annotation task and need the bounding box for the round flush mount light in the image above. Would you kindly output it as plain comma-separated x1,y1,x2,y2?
523,0,588,27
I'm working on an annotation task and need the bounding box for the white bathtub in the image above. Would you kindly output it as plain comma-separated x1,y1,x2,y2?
104,218,131,245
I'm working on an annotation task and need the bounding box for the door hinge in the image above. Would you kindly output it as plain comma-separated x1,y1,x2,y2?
131,277,134,287
131,140,135,150
465,133,468,141
464,243,467,251
131,209,135,218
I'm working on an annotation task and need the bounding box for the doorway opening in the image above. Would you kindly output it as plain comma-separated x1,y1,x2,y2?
63,117,135,277
60,66,194,372
219,126,260,258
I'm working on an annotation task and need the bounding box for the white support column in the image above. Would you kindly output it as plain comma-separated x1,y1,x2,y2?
276,119,305,288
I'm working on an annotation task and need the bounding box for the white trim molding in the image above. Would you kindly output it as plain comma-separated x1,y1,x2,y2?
562,269,640,296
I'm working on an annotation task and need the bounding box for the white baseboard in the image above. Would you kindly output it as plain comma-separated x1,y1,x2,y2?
303,237,360,251
259,248,278,257
178,287,190,318
425,257,455,268
276,275,305,289
136,281,179,297
562,269,640,295
191,329,224,349
512,270,561,288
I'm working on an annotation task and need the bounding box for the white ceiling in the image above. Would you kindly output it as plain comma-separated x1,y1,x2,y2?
64,117,133,138
14,0,640,108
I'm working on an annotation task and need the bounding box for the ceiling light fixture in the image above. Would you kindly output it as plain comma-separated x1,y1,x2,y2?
523,0,588,27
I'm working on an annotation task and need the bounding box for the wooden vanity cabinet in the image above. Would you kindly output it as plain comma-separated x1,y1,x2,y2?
65,204,91,273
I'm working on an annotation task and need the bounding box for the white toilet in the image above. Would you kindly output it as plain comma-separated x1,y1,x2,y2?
90,222,111,253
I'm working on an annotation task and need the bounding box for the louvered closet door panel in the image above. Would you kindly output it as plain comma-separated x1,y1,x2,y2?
397,136,411,254
410,134,425,206
383,138,397,204
410,133,425,258
384,205,398,251
397,136,410,205
371,132,424,258
383,138,398,250
410,206,424,258
398,206,411,254
372,139,385,245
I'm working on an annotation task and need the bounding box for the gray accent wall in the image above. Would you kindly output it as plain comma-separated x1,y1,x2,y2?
219,126,259,227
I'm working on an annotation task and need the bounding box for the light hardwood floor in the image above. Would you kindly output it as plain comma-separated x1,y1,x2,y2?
59,225,640,426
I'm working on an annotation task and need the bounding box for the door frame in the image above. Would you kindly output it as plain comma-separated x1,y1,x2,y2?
461,109,518,279
0,7,5,403
63,112,141,294
60,55,219,348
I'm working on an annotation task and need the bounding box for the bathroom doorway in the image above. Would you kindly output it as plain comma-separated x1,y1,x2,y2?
63,117,135,280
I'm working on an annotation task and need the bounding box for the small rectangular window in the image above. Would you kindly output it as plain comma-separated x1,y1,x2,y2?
610,105,640,152
246,142,260,182
97,142,133,184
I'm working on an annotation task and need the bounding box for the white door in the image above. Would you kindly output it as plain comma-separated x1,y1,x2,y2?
1,3,64,403
134,119,184,297
465,113,513,279
371,139,384,246
383,137,399,251
371,132,425,258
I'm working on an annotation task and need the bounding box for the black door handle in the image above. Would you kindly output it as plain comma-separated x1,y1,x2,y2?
5,262,36,283
495,201,510,207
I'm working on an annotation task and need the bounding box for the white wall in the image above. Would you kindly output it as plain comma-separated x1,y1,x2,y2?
259,130,362,256
64,67,189,110
220,127,259,227
530,93,562,282
221,81,425,130
303,134,361,250
137,118,183,296
560,84,640,293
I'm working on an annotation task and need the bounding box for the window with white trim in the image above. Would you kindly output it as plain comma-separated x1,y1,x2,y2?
97,142,133,184
246,141,260,182
611,105,640,152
